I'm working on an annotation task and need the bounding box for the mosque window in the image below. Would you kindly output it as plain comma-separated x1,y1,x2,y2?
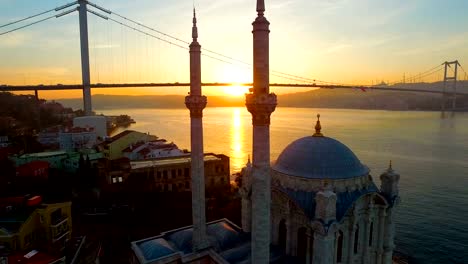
297,227,307,263
337,230,344,262
279,219,287,252
354,225,359,254
369,222,374,247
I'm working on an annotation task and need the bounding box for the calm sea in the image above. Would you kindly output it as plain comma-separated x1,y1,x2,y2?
99,107,468,264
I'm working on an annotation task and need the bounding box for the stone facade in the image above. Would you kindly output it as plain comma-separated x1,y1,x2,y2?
241,139,400,264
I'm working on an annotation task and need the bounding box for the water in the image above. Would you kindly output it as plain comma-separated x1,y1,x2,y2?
98,107,468,264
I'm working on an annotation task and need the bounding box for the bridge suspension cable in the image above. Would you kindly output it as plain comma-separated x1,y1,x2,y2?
86,1,349,85
0,1,77,29
0,3,79,36
388,63,444,85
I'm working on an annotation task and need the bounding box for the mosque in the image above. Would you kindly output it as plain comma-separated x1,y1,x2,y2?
130,1,400,263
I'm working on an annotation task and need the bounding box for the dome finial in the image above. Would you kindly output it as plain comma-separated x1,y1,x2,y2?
313,114,323,137
388,160,393,170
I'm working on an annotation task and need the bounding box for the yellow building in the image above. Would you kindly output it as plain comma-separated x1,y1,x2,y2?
99,130,157,160
0,199,72,253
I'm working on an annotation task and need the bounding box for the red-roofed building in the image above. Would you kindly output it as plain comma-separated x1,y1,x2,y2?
16,161,50,180
6,250,65,264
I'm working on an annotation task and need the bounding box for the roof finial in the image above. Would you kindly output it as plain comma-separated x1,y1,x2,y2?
313,114,323,137
388,160,393,170
192,8,198,40
257,0,265,15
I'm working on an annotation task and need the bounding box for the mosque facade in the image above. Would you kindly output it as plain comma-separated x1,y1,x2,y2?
240,116,400,264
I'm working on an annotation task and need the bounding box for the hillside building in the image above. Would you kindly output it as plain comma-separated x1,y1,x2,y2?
98,130,157,160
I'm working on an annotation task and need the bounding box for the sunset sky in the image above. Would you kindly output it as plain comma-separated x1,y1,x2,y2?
1,0,468,99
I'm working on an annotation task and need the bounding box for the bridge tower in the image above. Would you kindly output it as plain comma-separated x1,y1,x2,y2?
78,0,92,116
442,60,460,112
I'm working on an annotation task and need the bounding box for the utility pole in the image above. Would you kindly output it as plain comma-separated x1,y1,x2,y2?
78,0,92,115
442,60,459,112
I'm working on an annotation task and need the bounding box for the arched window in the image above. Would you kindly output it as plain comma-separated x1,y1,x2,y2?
337,230,344,262
354,225,359,254
279,219,287,253
369,222,374,247
297,227,307,263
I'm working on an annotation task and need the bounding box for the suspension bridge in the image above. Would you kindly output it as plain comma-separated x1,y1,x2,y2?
1,0,467,114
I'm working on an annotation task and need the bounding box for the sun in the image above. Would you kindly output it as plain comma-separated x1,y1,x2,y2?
219,65,251,97
223,84,249,97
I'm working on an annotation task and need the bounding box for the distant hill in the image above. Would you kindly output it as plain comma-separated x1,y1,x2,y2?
57,81,468,111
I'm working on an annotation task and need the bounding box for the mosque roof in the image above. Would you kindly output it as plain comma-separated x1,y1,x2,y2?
272,115,369,180
278,182,380,222
272,136,369,179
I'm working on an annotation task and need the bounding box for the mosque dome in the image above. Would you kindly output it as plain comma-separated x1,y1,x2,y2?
272,115,369,180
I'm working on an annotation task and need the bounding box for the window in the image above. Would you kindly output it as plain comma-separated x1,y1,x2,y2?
354,225,359,254
163,170,168,179
278,220,287,253
337,230,344,262
118,177,123,183
297,227,307,263
157,171,161,179
112,178,117,183
171,169,176,178
369,222,374,247
178,169,182,176
184,168,190,178
185,181,190,189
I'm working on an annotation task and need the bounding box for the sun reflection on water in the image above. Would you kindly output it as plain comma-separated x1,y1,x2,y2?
230,108,247,174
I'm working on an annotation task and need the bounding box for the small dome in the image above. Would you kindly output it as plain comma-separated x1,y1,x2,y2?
272,136,369,179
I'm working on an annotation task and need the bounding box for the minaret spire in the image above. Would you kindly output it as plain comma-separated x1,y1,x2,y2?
192,8,198,40
257,0,265,15
185,8,209,251
245,0,277,263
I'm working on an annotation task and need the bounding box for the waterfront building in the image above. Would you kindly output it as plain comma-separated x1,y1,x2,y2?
11,150,102,173
0,196,72,253
58,126,97,151
241,117,400,264
98,130,157,160
12,151,68,169
122,139,185,161
37,127,60,149
100,153,230,193
73,116,107,138
16,161,49,180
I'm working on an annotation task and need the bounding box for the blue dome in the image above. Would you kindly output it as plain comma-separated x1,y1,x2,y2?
272,136,369,179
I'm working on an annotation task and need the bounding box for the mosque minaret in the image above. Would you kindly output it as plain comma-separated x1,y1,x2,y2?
185,9,209,250
245,0,278,262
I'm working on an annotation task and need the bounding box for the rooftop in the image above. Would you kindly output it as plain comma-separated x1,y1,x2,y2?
130,154,220,170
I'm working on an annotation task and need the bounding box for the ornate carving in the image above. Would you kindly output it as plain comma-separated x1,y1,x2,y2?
245,93,277,125
185,95,207,118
